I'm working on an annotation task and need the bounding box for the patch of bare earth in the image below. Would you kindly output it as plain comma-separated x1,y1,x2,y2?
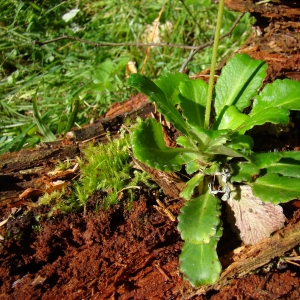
0,192,189,299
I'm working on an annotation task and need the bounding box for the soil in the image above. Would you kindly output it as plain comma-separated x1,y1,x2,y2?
1,1,300,299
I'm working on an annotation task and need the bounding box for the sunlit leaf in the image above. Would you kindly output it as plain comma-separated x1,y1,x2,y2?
155,72,189,106
179,226,223,286
128,74,188,135
249,152,282,168
230,162,260,182
238,79,300,133
266,151,300,178
180,173,204,200
252,79,300,113
179,79,208,129
214,54,267,126
252,173,300,204
185,160,201,175
131,118,196,172
178,191,221,243
238,107,289,134
215,105,249,130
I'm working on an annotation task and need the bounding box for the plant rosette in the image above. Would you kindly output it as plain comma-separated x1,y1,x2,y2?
127,54,300,286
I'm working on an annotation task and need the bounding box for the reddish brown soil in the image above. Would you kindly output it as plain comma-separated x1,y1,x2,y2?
2,1,300,299
0,193,187,299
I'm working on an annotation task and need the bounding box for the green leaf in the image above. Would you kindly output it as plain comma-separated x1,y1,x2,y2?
238,107,289,134
131,119,195,172
186,160,201,175
216,105,249,130
64,99,79,133
252,173,300,204
252,79,300,114
32,92,56,142
214,54,267,125
178,192,221,243
227,134,254,151
187,128,214,151
192,129,246,158
230,162,260,182
155,72,189,106
179,79,208,129
205,144,245,158
180,173,204,200
176,136,194,148
239,79,300,133
98,60,113,78
111,57,130,76
127,74,188,135
249,152,282,168
179,226,223,286
266,151,300,178
199,129,229,151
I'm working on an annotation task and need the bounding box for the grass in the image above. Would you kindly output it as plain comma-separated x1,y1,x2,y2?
0,0,253,154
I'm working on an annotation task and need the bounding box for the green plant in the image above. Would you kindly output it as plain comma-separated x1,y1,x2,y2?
127,53,300,286
75,131,155,213
37,132,155,215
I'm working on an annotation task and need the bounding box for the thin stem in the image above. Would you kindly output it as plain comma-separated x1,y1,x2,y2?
204,0,225,129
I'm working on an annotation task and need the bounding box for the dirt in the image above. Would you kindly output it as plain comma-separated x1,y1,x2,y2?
2,1,300,299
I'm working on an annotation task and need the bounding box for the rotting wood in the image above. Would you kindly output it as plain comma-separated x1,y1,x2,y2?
0,145,80,174
132,156,186,200
225,0,300,18
0,101,153,174
0,101,154,207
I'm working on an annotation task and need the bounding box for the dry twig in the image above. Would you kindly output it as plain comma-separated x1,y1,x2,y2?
33,13,245,73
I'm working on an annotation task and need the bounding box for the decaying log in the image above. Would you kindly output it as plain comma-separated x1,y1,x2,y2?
132,157,186,200
0,101,154,206
225,0,300,19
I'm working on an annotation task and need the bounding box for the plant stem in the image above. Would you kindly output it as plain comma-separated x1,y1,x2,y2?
204,0,225,129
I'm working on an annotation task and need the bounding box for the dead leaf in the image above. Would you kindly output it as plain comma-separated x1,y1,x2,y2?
227,185,285,245
31,275,46,286
0,216,9,227
19,188,45,199
45,181,69,194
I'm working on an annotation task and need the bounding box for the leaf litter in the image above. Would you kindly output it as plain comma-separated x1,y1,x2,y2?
227,185,285,245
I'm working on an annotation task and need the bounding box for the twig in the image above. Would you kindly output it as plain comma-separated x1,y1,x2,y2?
179,13,245,73
33,36,203,50
33,13,244,73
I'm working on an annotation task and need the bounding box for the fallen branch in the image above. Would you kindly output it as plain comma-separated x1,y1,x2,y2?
33,36,204,50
